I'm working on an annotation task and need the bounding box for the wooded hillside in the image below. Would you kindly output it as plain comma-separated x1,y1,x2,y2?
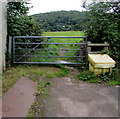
31,10,89,32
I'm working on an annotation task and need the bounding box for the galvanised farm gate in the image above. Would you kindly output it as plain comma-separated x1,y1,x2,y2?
8,36,87,66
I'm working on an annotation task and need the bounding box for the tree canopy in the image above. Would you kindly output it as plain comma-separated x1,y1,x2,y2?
31,10,89,32
7,2,43,36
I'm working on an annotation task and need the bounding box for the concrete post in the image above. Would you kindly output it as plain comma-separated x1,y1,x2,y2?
0,1,7,118
0,1,7,74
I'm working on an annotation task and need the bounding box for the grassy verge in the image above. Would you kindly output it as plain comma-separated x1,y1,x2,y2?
2,65,69,118
77,69,120,86
27,79,52,118
2,65,69,95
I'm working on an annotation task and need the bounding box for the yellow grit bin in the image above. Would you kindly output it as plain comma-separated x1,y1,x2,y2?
88,54,115,75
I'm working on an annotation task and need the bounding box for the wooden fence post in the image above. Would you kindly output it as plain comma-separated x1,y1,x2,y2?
86,42,109,54
104,42,109,50
85,38,88,68
87,41,91,54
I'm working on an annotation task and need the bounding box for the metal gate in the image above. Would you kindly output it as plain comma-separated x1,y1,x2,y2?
9,36,87,66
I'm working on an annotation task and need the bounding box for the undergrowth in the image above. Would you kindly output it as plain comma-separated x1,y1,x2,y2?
2,65,69,95
77,68,120,86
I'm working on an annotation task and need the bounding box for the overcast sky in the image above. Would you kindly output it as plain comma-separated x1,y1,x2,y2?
28,0,85,15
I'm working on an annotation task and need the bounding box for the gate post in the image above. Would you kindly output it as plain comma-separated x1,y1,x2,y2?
8,36,13,66
12,37,15,65
85,37,88,68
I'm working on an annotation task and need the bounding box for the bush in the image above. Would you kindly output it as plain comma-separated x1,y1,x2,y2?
98,68,120,83
84,2,120,68
77,69,120,85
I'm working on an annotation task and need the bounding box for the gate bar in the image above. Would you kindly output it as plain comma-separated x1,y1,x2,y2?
14,55,85,58
14,36,86,38
15,48,85,51
15,43,86,45
14,62,86,65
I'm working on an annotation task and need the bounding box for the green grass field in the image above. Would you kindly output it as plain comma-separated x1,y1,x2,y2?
43,31,85,44
31,31,85,63
43,31,84,36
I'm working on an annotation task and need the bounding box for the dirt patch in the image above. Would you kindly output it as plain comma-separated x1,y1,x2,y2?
2,78,36,117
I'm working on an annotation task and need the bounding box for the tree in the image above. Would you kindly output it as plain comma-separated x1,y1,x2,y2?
32,11,89,32
7,2,43,36
6,2,43,66
82,1,120,66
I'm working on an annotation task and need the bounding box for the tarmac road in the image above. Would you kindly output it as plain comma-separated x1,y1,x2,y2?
38,77,119,117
